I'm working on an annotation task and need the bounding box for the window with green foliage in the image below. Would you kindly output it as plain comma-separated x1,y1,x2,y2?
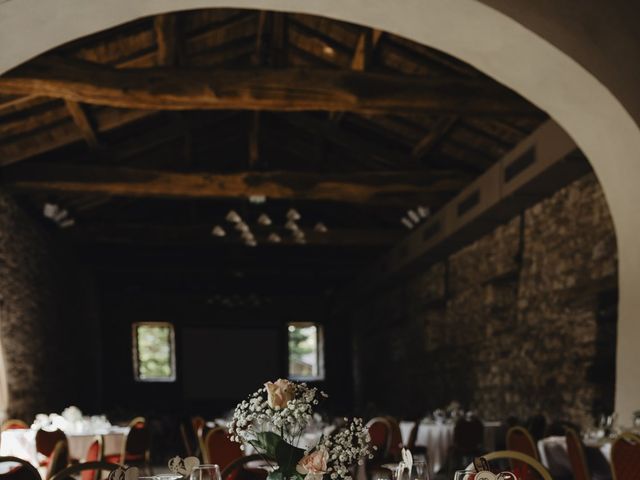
132,322,176,382
288,322,324,380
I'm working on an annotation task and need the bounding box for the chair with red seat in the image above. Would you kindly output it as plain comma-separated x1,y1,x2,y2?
203,428,242,471
36,429,67,466
384,416,404,462
46,440,69,480
366,417,392,462
81,436,104,480
506,426,540,480
50,461,120,480
565,428,591,480
105,418,151,474
0,420,28,432
611,432,640,480
365,417,392,479
0,456,41,480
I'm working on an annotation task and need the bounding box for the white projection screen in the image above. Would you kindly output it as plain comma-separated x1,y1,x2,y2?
181,327,281,399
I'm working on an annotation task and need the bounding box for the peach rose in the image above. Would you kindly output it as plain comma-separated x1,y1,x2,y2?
296,447,328,480
264,379,295,410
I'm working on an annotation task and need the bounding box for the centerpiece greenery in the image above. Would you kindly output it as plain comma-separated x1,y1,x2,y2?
229,379,373,480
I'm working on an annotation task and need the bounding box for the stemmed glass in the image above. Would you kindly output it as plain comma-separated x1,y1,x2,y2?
394,461,430,480
454,472,518,480
190,465,221,480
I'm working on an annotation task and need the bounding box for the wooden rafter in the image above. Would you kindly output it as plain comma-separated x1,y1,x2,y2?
154,14,180,67
0,108,154,166
411,115,458,161
0,56,538,115
1,164,466,205
269,12,287,67
64,100,100,149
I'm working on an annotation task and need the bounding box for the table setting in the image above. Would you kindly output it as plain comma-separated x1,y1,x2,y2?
0,406,129,467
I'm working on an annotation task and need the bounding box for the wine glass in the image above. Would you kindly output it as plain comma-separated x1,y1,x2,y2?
453,472,476,480
394,461,430,480
190,465,221,480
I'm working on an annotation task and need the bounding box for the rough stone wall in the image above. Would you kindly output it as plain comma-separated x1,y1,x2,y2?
351,173,617,426
0,192,100,420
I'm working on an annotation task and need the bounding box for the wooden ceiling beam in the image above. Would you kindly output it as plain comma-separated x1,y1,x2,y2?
0,108,155,166
411,115,458,161
1,164,465,205
64,100,100,149
154,14,180,67
0,56,538,115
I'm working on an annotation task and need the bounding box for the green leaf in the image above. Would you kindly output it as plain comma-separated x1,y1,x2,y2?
275,441,306,478
267,472,284,480
255,431,282,459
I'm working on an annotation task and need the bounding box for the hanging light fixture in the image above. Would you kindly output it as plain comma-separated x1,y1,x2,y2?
235,221,250,233
313,222,328,233
258,213,272,226
285,220,299,231
211,225,226,237
286,208,301,221
226,210,241,223
417,206,430,218
407,209,420,223
401,217,414,229
268,233,282,244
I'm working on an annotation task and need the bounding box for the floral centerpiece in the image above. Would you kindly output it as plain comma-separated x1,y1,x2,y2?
228,379,373,480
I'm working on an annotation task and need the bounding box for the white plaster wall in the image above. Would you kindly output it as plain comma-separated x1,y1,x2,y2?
1,0,638,421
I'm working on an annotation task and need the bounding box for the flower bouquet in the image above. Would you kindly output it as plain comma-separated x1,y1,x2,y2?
228,379,373,480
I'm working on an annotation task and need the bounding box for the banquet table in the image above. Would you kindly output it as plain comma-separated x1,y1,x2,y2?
399,421,454,474
399,419,502,474
0,427,129,467
538,436,612,480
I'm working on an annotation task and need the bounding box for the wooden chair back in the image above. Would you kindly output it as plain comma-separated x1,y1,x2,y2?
0,456,41,480
50,461,120,480
611,432,640,480
36,429,67,458
466,450,552,480
81,436,104,480
565,428,590,480
46,440,69,480
203,427,242,469
0,420,28,432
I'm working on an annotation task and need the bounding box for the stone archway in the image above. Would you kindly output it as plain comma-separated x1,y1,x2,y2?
1,0,638,419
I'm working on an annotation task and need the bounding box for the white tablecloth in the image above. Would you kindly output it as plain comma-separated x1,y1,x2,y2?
399,421,454,474
538,436,612,479
0,428,129,467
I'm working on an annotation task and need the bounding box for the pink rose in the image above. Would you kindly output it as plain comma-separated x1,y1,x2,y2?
296,447,328,480
264,379,295,410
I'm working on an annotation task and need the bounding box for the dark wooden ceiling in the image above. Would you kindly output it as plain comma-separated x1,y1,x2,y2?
0,8,547,296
